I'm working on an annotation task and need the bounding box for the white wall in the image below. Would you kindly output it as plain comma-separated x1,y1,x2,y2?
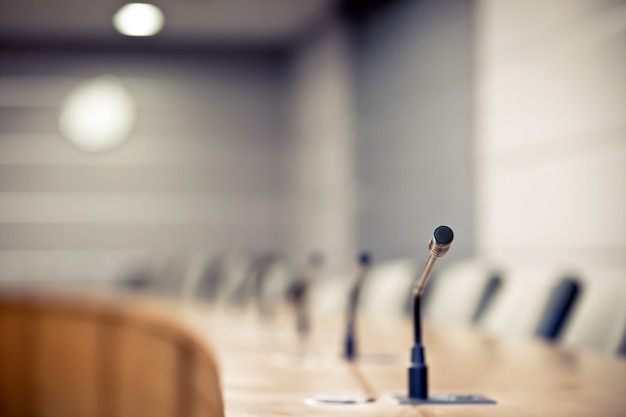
287,21,357,274
0,50,288,283
476,0,626,274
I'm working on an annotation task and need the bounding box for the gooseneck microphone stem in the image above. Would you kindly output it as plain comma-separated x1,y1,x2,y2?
415,255,437,298
407,226,454,400
344,254,371,361
413,296,423,345
412,254,438,344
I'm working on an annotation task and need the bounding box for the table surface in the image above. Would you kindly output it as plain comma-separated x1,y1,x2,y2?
166,303,626,417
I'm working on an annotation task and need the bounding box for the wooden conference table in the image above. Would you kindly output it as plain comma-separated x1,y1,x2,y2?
1,289,626,417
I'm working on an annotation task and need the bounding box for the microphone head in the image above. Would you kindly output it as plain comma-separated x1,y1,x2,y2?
358,251,372,266
429,226,454,257
434,226,454,245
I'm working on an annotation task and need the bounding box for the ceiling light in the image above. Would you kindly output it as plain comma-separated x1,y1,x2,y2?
113,3,164,37
58,76,137,153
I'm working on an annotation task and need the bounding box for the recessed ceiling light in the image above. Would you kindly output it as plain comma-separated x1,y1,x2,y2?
113,3,164,37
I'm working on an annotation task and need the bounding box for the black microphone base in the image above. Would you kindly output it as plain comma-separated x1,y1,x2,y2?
408,345,428,398
395,394,496,405
306,395,375,405
403,345,495,405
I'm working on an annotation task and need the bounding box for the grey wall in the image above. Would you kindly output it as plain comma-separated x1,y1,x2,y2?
0,49,288,282
353,0,476,262
286,21,357,274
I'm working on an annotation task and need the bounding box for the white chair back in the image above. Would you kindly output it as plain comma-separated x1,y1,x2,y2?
219,254,253,303
311,275,351,314
359,259,416,318
480,263,573,339
260,260,291,307
180,250,214,301
561,273,626,355
426,258,502,326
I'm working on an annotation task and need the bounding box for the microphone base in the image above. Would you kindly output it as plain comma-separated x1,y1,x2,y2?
395,394,496,405
408,344,428,398
342,353,397,365
306,395,375,405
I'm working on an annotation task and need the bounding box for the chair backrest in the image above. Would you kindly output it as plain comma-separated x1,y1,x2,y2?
561,274,626,355
194,257,225,302
610,308,626,357
425,258,503,326
0,289,224,417
359,259,417,318
118,255,188,297
180,251,215,301
471,274,504,323
480,264,580,340
310,275,351,314
116,263,157,293
152,256,190,296
534,277,581,340
219,255,253,304
257,259,291,315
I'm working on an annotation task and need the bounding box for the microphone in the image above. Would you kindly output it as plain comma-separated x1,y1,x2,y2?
344,252,372,361
408,226,453,399
413,226,454,299
306,252,378,406
397,226,495,405
288,252,324,346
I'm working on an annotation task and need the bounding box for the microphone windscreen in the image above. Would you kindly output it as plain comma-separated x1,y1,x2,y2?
358,252,372,265
433,226,454,245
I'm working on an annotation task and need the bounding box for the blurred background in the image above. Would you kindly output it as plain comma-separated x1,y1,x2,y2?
0,0,625,352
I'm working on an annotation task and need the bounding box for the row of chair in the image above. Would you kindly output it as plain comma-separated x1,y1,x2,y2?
116,252,292,312
114,253,626,357
425,259,626,356
297,257,626,357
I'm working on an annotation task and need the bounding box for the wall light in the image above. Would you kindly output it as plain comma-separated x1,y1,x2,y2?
113,3,164,37
58,76,137,153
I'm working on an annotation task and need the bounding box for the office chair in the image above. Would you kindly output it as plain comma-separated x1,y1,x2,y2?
480,264,581,341
561,274,626,355
425,258,503,326
256,256,291,316
359,259,417,319
310,275,351,315
534,277,581,340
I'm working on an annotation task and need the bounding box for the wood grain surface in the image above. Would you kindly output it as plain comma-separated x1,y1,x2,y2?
0,288,224,417
191,306,626,417
1,288,625,417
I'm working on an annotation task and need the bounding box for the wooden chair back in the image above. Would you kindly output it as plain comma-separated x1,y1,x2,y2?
0,289,224,417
